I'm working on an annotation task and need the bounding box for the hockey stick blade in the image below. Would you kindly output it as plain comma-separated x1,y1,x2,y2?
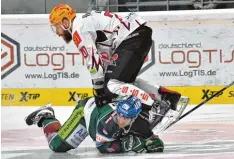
165,80,234,130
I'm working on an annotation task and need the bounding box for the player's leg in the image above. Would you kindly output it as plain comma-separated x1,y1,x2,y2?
106,24,181,110
25,102,88,152
105,25,169,127
105,25,154,106
134,78,190,132
105,25,181,128
134,78,181,111
106,25,152,84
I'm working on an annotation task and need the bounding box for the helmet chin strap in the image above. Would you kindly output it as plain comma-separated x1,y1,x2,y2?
60,19,72,35
122,117,137,134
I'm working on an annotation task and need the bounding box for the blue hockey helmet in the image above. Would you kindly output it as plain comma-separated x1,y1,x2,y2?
117,95,142,118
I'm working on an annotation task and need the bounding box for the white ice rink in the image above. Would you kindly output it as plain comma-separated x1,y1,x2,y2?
2,104,234,159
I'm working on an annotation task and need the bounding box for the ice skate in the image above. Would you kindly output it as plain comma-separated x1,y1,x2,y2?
159,86,182,111
149,100,171,130
150,96,190,134
25,103,55,127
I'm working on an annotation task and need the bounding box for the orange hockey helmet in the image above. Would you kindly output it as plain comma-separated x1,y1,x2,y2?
49,4,76,26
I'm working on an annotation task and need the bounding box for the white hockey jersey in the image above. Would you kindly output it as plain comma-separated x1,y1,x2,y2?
72,11,146,89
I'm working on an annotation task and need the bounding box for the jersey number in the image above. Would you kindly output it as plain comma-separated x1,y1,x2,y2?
104,12,130,30
82,11,130,30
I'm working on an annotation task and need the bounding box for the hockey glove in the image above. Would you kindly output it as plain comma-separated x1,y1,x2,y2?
145,135,164,153
93,88,111,107
121,134,146,153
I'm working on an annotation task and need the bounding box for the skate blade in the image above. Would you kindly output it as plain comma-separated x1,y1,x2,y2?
152,109,179,134
176,96,190,119
162,96,190,130
152,96,190,134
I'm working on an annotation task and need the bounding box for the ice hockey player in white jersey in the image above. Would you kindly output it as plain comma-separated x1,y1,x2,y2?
49,4,182,128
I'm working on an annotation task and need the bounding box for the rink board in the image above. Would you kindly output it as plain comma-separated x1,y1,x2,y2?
1,9,234,106
1,86,233,106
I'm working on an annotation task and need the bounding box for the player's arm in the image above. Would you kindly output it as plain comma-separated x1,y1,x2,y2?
95,131,150,153
121,133,164,153
95,121,123,153
95,121,164,153
73,29,105,96
96,134,123,153
76,96,93,106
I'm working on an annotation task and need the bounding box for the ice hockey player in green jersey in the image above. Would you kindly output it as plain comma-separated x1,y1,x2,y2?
25,95,164,153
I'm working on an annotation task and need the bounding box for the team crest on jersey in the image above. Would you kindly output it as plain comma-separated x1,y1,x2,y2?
73,31,82,47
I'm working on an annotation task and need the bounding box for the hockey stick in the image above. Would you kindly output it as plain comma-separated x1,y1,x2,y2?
165,80,234,130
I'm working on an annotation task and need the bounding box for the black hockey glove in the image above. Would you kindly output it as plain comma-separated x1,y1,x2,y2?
93,88,111,107
121,134,146,153
121,134,164,153
145,135,164,153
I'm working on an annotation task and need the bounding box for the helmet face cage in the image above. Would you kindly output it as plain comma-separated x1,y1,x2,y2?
50,19,72,35
50,23,59,33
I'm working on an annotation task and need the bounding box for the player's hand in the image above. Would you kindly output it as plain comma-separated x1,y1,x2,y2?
93,88,111,107
145,135,164,153
121,134,146,153
94,95,111,107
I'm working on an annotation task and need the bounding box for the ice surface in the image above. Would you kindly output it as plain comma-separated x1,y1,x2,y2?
2,105,234,159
